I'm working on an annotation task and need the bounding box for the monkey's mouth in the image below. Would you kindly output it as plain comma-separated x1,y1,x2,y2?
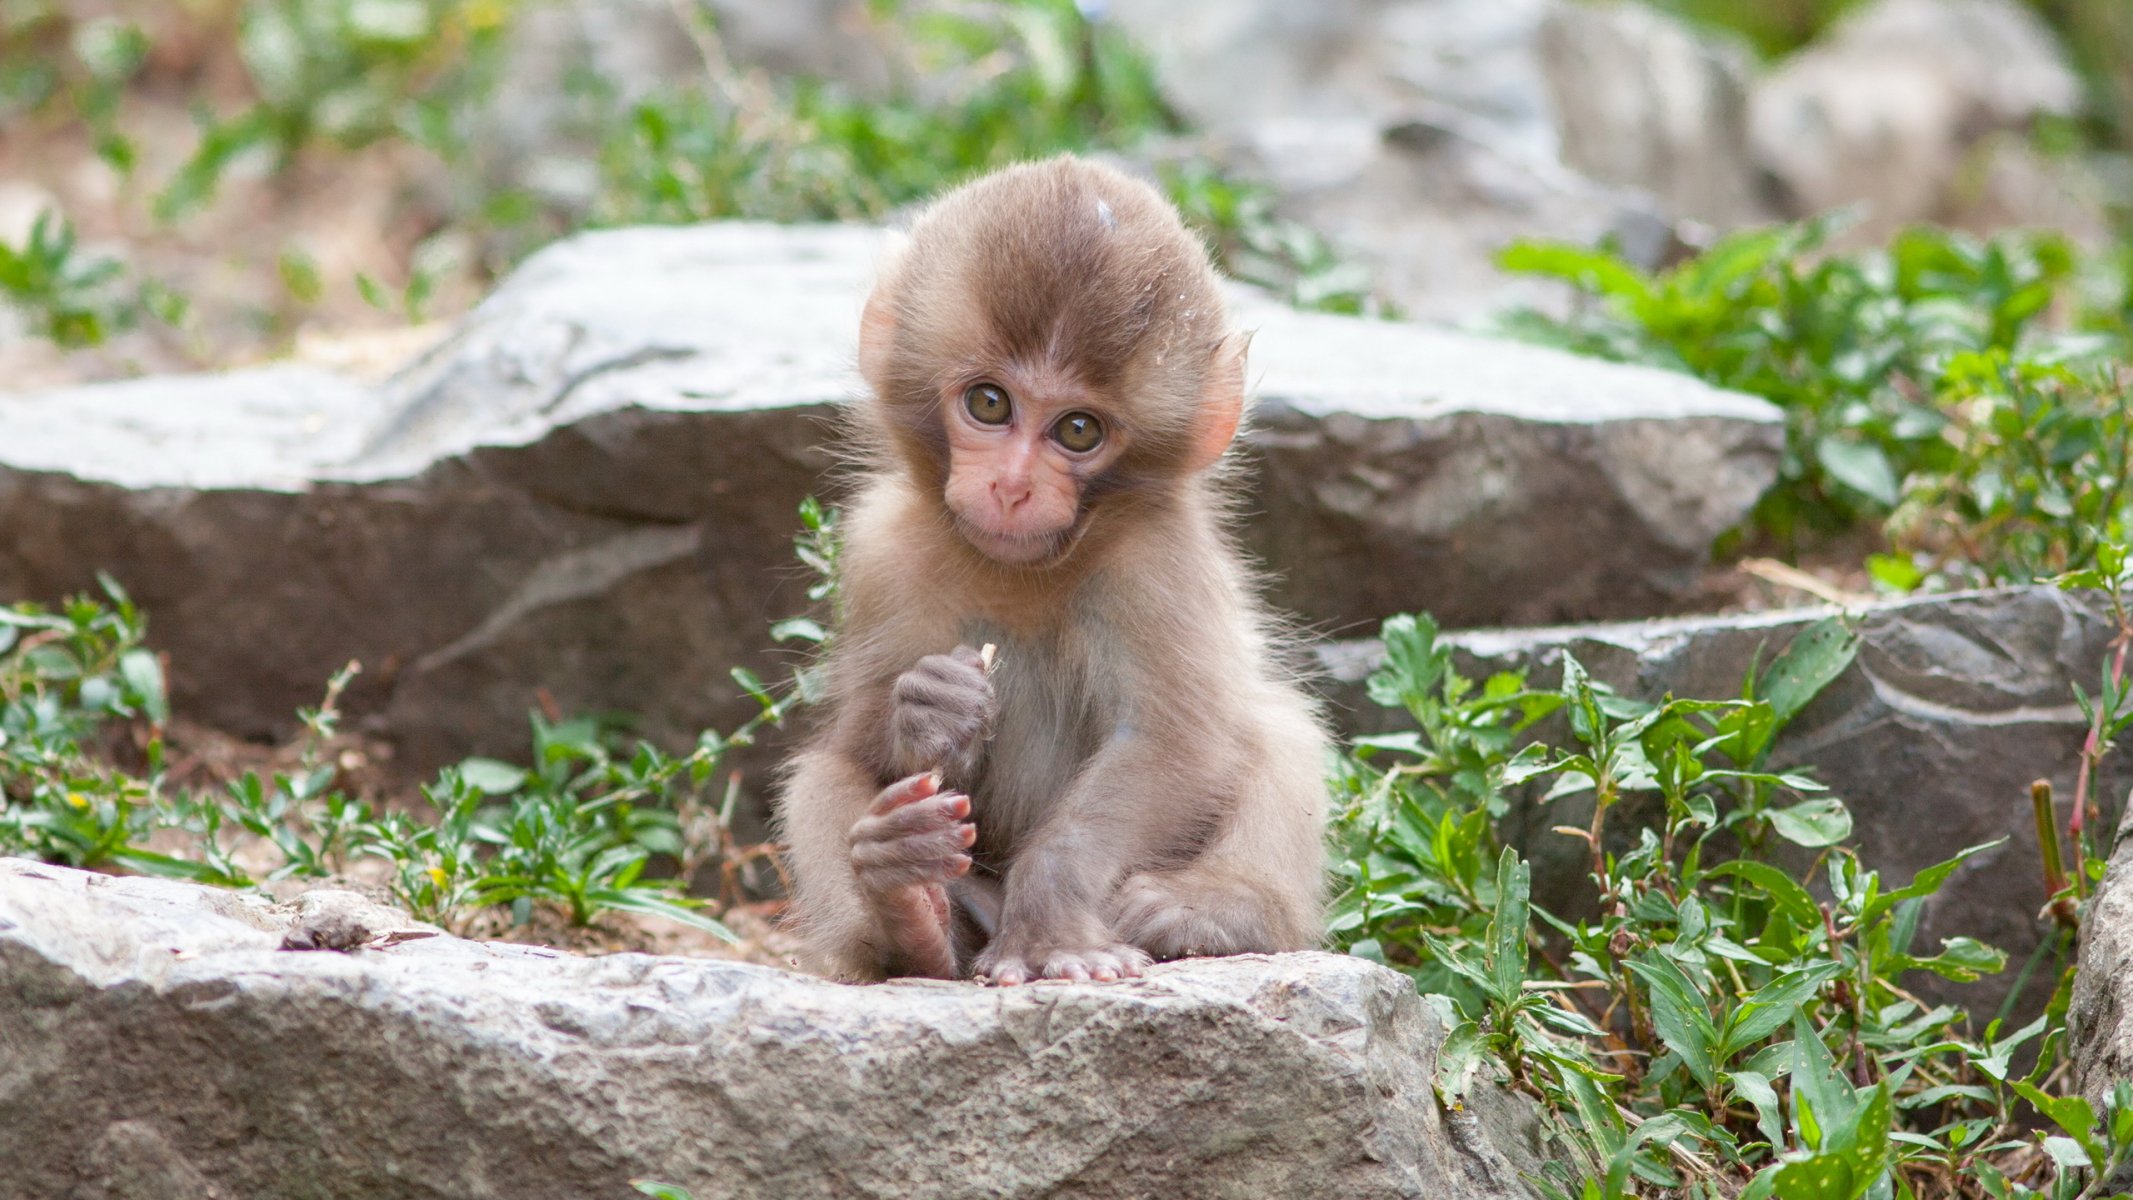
955,519,1076,566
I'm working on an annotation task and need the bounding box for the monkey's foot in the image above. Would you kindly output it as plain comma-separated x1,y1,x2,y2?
1112,870,1285,960
974,942,1152,986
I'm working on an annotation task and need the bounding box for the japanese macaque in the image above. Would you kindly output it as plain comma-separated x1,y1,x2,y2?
774,155,1328,985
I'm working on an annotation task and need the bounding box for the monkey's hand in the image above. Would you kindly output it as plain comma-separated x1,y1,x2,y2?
973,936,1152,986
887,645,993,782
849,772,977,979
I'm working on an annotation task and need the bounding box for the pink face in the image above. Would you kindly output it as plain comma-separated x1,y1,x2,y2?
940,362,1126,565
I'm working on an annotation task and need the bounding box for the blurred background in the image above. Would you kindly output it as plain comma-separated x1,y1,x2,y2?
2,0,2127,389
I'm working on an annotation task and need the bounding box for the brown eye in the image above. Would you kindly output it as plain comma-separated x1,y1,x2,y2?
1053,412,1104,453
964,384,1012,426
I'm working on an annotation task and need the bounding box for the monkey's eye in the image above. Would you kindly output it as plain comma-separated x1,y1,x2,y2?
964,384,1012,426
1052,412,1104,453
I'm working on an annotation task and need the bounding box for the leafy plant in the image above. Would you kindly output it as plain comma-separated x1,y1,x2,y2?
0,575,174,871
588,0,1171,228
1495,219,2130,558
1160,158,1386,316
0,210,173,347
155,0,514,220
1331,607,2125,1196
1887,355,2132,585
1,499,840,942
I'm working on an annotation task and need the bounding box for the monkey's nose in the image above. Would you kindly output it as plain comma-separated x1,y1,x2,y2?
992,479,1032,514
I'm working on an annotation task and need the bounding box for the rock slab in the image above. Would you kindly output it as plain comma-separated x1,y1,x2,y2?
0,858,1545,1200
0,222,1779,776
1322,585,2127,1021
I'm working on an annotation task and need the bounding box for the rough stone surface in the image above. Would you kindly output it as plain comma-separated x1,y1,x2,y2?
1748,0,2088,237
1108,0,1684,321
1536,2,1770,228
1320,585,2127,1020
2074,809,2133,1110
0,858,1545,1200
0,222,1779,775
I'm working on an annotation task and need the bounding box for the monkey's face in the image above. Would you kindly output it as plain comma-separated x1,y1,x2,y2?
939,362,1124,567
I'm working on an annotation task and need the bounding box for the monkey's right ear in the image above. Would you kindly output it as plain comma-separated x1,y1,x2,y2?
859,284,896,392
1186,333,1249,471
858,233,910,392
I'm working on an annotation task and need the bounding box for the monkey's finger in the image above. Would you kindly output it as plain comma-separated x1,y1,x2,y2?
855,793,969,841
857,826,976,873
895,665,988,710
869,772,942,814
947,644,986,671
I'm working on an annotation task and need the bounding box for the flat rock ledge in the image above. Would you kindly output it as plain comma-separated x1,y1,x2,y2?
0,859,1545,1200
0,222,1778,774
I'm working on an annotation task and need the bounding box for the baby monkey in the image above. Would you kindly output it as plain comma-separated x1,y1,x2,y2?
775,156,1328,985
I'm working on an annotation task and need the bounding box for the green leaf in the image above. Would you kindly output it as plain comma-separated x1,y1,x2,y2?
2013,1081,2102,1166
1488,847,1531,1005
1497,239,1652,303
1892,936,2006,983
1858,839,2004,926
1770,1082,1892,1200
1731,1070,1786,1149
587,890,740,944
1433,1016,1488,1110
1768,798,1853,848
456,758,528,795
1816,436,1901,508
1724,962,1845,1057
1707,859,1824,931
769,617,827,644
1627,955,1720,1090
1865,554,1924,593
632,1183,695,1200
118,648,168,724
1761,619,1859,727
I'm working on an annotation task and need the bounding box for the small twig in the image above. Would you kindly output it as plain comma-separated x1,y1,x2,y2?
1738,558,1873,607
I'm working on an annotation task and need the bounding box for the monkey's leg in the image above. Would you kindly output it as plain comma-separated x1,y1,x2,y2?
1112,725,1326,960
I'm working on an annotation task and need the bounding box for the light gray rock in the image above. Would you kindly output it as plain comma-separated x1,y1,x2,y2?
1537,2,1772,228
1109,0,1686,321
2074,810,2133,1114
0,858,1546,1200
1321,585,2126,1021
0,223,1780,777
1748,0,2088,236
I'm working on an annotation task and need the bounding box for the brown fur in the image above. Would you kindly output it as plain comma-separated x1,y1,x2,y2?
775,156,1328,983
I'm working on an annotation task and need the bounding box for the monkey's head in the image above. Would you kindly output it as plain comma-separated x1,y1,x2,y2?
858,156,1245,568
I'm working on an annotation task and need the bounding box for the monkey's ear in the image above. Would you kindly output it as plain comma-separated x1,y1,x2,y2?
859,284,896,392
1187,332,1248,471
858,233,910,392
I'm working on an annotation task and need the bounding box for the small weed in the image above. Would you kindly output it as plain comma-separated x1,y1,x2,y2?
1161,159,1389,317
1888,355,2132,585
0,211,175,348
